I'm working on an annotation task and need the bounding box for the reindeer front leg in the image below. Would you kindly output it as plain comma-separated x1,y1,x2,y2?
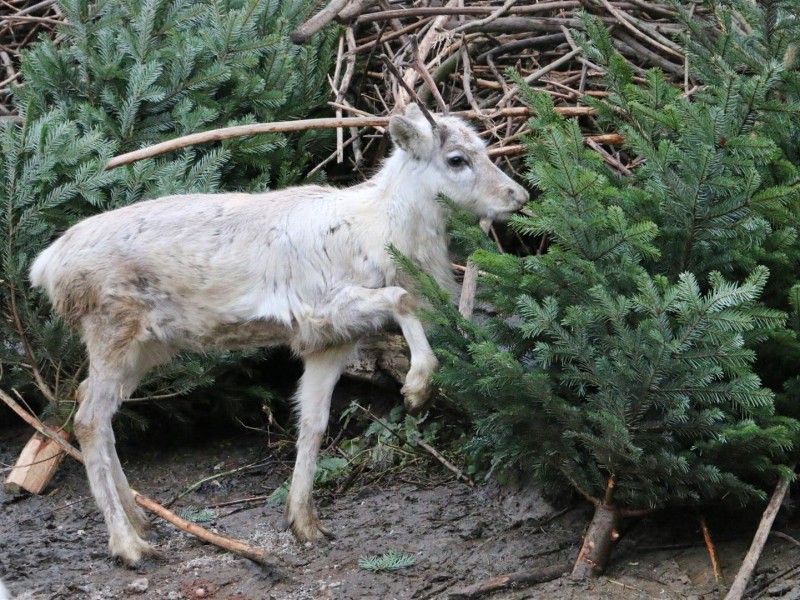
286,345,353,542
392,294,439,414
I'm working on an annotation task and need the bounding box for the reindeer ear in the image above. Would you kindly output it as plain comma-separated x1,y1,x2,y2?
389,111,434,158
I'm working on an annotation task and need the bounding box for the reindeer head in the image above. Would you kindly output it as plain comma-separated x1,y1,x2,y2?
388,104,529,219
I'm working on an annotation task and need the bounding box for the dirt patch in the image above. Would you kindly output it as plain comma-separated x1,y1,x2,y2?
1,422,799,600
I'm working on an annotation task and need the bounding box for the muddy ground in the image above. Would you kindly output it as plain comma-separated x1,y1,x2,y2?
2,404,800,600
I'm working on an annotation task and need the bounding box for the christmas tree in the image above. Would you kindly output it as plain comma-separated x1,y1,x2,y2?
420,1,800,576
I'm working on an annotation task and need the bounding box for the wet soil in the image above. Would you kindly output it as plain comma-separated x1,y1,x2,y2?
2,420,800,600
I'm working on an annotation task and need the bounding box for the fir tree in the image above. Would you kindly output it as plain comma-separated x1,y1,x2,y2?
0,0,337,426
420,1,800,577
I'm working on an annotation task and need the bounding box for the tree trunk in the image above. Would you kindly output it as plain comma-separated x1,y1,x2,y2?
571,503,621,578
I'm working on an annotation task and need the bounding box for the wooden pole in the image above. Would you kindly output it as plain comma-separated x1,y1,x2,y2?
724,470,796,600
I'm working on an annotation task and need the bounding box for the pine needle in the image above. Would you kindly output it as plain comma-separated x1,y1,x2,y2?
358,550,417,572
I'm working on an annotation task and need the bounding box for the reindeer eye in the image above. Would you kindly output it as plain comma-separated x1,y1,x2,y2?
448,155,467,168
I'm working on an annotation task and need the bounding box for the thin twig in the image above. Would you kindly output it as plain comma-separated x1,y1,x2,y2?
699,514,724,585
498,47,582,106
450,0,517,35
410,36,448,114
163,460,267,508
380,54,439,126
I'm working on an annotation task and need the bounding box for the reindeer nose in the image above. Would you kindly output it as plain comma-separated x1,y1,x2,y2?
506,184,529,208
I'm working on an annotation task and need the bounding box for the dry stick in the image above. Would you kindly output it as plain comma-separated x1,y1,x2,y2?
132,492,269,564
627,0,677,17
357,2,584,23
561,24,605,75
352,19,422,53
209,494,270,509
498,47,582,106
104,116,390,170
107,106,599,172
380,54,439,127
450,0,517,35
410,36,448,114
0,70,21,90
0,387,271,565
0,13,65,26
460,45,481,116
597,0,683,59
290,0,350,44
684,3,696,94
613,32,683,76
164,460,264,508
585,138,632,176
724,469,797,600
398,0,458,106
0,50,15,80
307,130,360,177
330,33,346,163
344,28,362,165
621,11,684,55
448,563,570,599
331,103,596,120
488,134,625,158
0,389,80,463
699,514,724,586
458,218,492,319
337,0,379,22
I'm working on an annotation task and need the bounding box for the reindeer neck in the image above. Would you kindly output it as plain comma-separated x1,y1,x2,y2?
367,152,457,294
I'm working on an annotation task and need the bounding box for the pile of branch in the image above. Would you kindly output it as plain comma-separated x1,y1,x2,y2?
0,1,698,162
0,0,62,119
300,0,695,177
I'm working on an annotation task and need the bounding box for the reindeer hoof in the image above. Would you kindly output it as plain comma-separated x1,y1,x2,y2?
402,369,435,415
110,534,161,567
287,511,334,543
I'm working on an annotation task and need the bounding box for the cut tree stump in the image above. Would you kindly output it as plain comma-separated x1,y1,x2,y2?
5,428,72,494
572,503,620,578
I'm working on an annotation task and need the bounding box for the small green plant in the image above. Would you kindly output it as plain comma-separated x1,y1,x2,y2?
179,507,217,523
358,550,417,572
266,456,350,506
338,403,441,470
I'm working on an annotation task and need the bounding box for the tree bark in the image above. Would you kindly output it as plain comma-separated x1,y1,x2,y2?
572,503,620,578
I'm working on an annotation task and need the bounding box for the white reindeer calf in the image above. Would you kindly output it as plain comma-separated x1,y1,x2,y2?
30,104,529,565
